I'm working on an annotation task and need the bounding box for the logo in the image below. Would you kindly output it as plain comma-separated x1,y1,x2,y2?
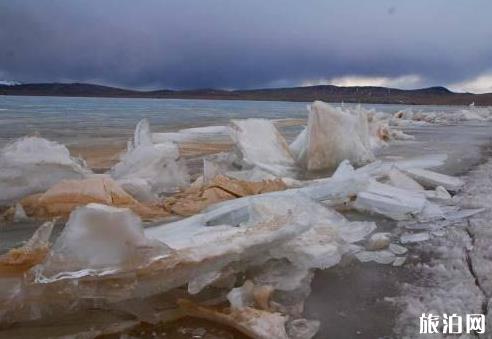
419,313,485,334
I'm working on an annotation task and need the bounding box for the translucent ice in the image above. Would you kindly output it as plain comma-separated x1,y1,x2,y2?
403,168,465,192
0,136,91,204
35,203,170,281
353,181,427,220
111,140,190,195
290,101,374,171
230,119,296,176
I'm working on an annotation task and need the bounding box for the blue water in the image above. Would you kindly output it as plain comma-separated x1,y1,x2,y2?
0,95,474,147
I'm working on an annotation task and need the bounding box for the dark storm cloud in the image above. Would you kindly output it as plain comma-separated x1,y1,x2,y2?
1,0,491,90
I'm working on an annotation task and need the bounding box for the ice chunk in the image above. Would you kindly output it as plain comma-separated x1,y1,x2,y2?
252,260,312,292
403,168,464,192
293,101,374,171
389,243,408,255
163,175,287,216
227,280,256,309
0,137,91,204
187,270,223,295
132,118,153,148
20,175,168,220
332,160,355,179
117,177,158,203
393,256,407,266
288,127,307,164
35,204,170,281
424,186,452,202
354,250,396,264
400,232,430,243
286,318,320,339
178,299,289,339
353,181,427,220
0,221,54,273
271,203,374,269
366,232,391,250
111,141,190,195
388,169,424,191
338,221,377,243
230,119,296,176
354,154,448,179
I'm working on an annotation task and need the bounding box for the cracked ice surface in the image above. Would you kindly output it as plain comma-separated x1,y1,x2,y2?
394,159,492,337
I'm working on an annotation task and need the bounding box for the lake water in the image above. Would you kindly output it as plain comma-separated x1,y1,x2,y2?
0,95,478,147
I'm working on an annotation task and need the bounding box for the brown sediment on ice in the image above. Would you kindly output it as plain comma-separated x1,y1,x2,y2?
163,175,287,216
0,221,53,274
178,299,289,339
68,143,124,172
20,176,169,221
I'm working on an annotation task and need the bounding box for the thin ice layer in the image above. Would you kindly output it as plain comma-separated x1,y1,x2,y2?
403,168,465,192
230,119,296,176
353,181,427,220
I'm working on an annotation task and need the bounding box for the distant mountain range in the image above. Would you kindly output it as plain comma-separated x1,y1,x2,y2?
1,82,492,105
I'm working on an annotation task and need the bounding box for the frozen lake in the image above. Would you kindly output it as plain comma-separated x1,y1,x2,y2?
0,95,485,147
1,95,492,338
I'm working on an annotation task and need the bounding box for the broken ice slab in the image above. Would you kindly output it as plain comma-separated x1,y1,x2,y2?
353,181,427,220
132,118,154,149
0,221,54,274
398,208,485,231
110,140,190,195
366,232,391,250
332,159,356,179
20,175,169,220
400,232,430,244
251,260,312,292
387,169,424,191
392,256,407,267
403,168,464,192
354,153,448,179
389,243,408,255
423,186,452,202
291,101,374,171
354,250,396,264
35,203,170,281
0,136,91,204
163,175,286,216
178,299,290,339
226,280,274,311
230,118,296,176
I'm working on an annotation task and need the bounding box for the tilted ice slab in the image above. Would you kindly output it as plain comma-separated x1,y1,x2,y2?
353,181,428,220
403,168,465,192
230,118,296,177
1,171,376,325
353,153,448,179
111,119,190,195
0,136,91,204
289,101,374,171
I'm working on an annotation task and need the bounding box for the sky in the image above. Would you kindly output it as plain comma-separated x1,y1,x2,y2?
1,0,492,93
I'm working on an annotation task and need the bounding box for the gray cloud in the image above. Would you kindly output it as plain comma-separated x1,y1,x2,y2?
1,0,491,90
